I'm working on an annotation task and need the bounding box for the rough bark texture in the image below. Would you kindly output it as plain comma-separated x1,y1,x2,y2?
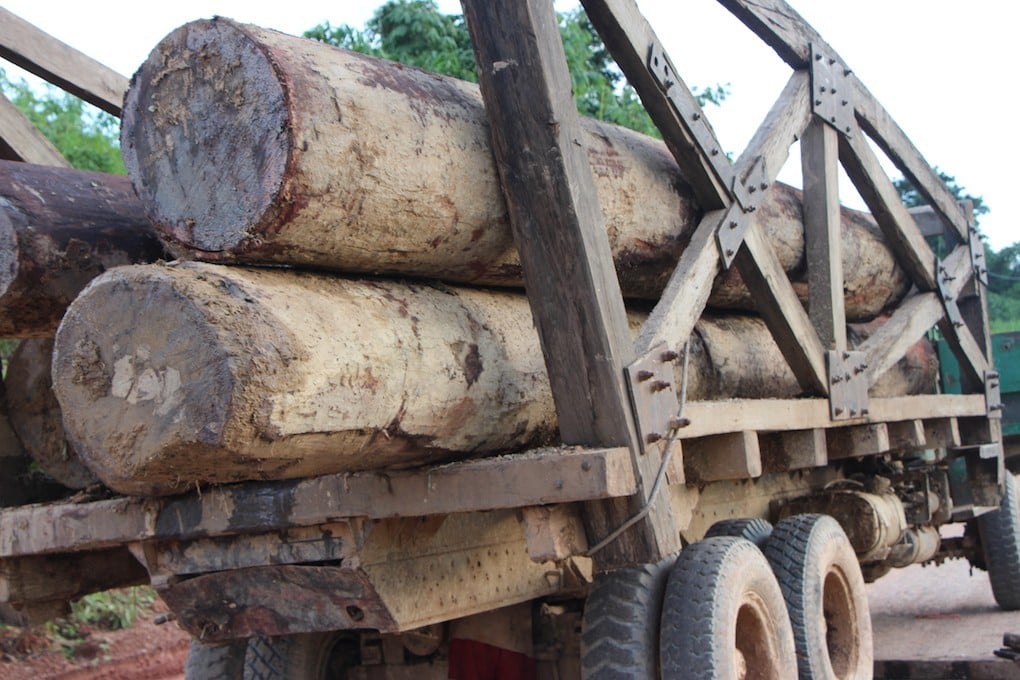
121,18,907,319
5,338,98,489
0,161,167,338
53,262,934,496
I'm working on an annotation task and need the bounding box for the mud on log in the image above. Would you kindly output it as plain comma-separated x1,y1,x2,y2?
122,18,906,319
53,262,935,496
0,161,167,338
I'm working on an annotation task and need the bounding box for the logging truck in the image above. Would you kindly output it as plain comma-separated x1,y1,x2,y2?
0,1,1015,678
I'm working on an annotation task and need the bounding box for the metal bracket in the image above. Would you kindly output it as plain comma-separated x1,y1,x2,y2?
809,43,853,136
827,350,868,421
969,225,989,286
716,156,768,269
625,343,683,454
936,259,965,329
647,41,734,191
985,370,1003,419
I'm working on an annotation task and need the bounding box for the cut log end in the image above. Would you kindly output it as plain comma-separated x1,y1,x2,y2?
53,265,237,493
122,18,290,253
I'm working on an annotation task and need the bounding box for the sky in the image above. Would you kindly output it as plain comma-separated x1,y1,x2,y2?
2,0,1014,250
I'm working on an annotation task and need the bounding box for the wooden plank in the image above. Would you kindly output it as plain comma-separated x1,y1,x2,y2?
0,7,127,116
0,446,636,559
461,0,678,567
839,130,938,291
684,431,762,482
801,119,846,350
636,71,811,355
520,505,589,561
717,0,817,68
0,92,69,166
860,244,972,386
924,418,961,450
887,420,927,452
760,428,827,473
678,394,986,439
827,423,890,460
580,0,730,208
736,216,829,394
0,548,147,611
938,315,990,387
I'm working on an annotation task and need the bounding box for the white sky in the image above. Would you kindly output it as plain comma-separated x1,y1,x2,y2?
2,0,1014,250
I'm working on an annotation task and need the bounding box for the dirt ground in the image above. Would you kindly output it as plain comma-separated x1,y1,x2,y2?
0,601,189,680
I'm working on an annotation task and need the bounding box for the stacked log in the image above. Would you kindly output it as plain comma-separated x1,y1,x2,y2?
0,161,166,338
52,261,935,496
34,18,935,497
121,18,908,320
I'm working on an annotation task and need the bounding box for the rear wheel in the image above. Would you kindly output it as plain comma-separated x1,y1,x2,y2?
659,536,797,679
704,517,773,547
763,514,873,680
978,473,1020,610
185,640,246,680
245,632,359,679
580,556,674,678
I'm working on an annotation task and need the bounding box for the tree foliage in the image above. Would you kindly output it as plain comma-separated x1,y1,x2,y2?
304,0,728,138
0,69,124,174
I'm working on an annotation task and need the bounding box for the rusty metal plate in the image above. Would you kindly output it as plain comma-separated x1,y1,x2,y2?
810,43,853,136
985,370,1003,419
715,202,751,269
647,41,734,190
828,350,868,420
625,342,681,454
970,226,989,286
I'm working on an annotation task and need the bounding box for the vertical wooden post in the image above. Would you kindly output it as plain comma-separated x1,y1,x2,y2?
460,0,678,569
801,119,846,350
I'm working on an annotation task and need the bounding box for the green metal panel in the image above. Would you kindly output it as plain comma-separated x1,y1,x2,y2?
938,331,1020,436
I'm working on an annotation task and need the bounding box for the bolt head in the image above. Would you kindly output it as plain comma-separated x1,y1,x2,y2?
637,369,654,382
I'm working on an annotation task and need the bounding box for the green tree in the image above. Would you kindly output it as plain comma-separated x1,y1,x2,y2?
0,69,124,174
305,1,727,138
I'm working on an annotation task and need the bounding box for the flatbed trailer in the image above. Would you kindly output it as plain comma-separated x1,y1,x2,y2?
0,1,1013,678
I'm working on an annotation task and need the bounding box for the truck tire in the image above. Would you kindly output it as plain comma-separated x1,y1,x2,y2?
659,537,797,679
185,640,247,680
978,473,1020,610
580,556,674,678
763,514,873,680
704,517,773,547
245,632,359,679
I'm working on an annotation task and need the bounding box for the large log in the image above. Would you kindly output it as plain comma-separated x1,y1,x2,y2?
0,161,167,337
53,262,935,496
5,338,98,489
121,18,908,320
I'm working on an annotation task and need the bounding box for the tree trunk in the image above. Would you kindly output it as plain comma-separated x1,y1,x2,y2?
5,338,98,489
121,18,907,320
53,262,935,496
0,161,167,338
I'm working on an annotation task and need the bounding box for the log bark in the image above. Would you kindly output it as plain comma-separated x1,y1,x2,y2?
53,262,935,496
0,161,167,338
121,18,907,319
5,338,98,489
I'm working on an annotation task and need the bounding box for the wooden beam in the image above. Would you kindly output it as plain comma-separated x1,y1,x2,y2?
860,244,972,387
760,428,827,473
838,129,938,291
461,0,678,568
0,446,636,559
924,418,961,449
0,92,69,166
0,7,127,116
717,0,970,241
635,71,811,354
736,216,829,394
887,420,926,452
579,0,730,208
827,423,890,460
677,394,986,439
520,505,589,561
801,119,846,350
683,431,762,482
